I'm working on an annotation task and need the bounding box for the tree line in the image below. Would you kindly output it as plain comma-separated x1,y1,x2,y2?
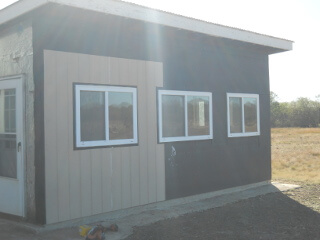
270,92,320,128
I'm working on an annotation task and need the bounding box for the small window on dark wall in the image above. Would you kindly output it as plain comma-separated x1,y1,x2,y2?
227,93,260,137
75,84,138,148
158,90,213,143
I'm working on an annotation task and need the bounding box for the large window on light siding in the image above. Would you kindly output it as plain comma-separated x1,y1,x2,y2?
158,90,213,143
227,93,260,137
75,84,138,148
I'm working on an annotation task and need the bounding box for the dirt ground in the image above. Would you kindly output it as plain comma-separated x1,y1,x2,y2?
124,182,320,240
123,129,320,239
125,129,320,240
1,182,319,240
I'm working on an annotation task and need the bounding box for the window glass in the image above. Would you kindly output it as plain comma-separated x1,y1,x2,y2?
229,97,242,133
75,85,138,148
4,89,16,133
0,89,17,178
109,92,134,140
162,95,185,137
244,97,258,133
158,90,213,142
0,134,17,178
80,91,106,141
187,96,210,136
227,93,260,137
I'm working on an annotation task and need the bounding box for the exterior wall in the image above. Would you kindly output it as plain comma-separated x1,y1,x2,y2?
163,43,271,199
43,50,165,224
33,5,272,223
0,22,35,221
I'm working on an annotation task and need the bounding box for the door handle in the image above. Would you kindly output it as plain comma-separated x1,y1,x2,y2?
17,142,21,152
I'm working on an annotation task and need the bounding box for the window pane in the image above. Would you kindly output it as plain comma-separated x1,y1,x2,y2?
3,89,16,133
0,134,17,178
229,97,242,133
0,89,17,178
162,95,185,137
10,110,16,132
109,92,134,140
188,96,210,136
5,89,15,95
80,91,106,141
244,98,258,132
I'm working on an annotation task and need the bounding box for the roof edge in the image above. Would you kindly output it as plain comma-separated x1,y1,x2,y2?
0,0,48,25
0,0,293,52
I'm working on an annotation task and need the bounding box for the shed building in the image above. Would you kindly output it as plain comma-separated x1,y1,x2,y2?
0,0,292,224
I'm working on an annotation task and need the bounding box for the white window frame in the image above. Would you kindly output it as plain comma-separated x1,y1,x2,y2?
227,93,260,138
158,90,213,143
75,84,138,148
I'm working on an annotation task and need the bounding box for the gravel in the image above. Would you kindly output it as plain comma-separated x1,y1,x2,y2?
124,182,320,240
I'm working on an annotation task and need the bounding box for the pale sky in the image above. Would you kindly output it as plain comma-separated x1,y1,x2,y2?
1,0,319,102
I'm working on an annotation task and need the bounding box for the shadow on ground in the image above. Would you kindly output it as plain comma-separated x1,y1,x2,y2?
124,191,320,240
1,184,319,240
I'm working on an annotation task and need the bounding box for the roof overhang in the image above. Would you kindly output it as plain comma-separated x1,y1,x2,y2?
0,0,293,53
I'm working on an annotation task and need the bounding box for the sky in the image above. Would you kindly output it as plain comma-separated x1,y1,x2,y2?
1,0,319,102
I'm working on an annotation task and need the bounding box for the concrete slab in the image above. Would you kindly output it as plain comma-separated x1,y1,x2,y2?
271,182,301,192
0,181,300,240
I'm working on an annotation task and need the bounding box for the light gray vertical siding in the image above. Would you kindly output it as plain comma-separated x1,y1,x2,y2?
44,50,165,224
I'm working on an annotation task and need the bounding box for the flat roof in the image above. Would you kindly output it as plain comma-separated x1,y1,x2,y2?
0,0,293,52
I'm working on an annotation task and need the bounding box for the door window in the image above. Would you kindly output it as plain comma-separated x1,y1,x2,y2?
0,88,17,178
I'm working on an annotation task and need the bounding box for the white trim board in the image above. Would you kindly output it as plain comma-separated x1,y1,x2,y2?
0,0,293,52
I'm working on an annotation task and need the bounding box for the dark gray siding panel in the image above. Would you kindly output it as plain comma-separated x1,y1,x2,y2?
163,42,271,199
33,4,271,201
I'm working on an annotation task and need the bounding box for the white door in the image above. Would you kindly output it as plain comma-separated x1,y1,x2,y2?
0,76,24,217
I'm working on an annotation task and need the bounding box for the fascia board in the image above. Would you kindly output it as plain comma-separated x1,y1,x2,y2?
50,0,293,51
0,0,47,25
0,0,293,51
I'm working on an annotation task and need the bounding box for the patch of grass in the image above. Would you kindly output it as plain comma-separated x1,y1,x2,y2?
272,128,320,184
311,152,320,157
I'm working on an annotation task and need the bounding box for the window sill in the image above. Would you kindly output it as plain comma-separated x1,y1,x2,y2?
159,135,213,143
228,132,260,138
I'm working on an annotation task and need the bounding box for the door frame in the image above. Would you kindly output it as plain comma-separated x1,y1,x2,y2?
0,74,25,217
